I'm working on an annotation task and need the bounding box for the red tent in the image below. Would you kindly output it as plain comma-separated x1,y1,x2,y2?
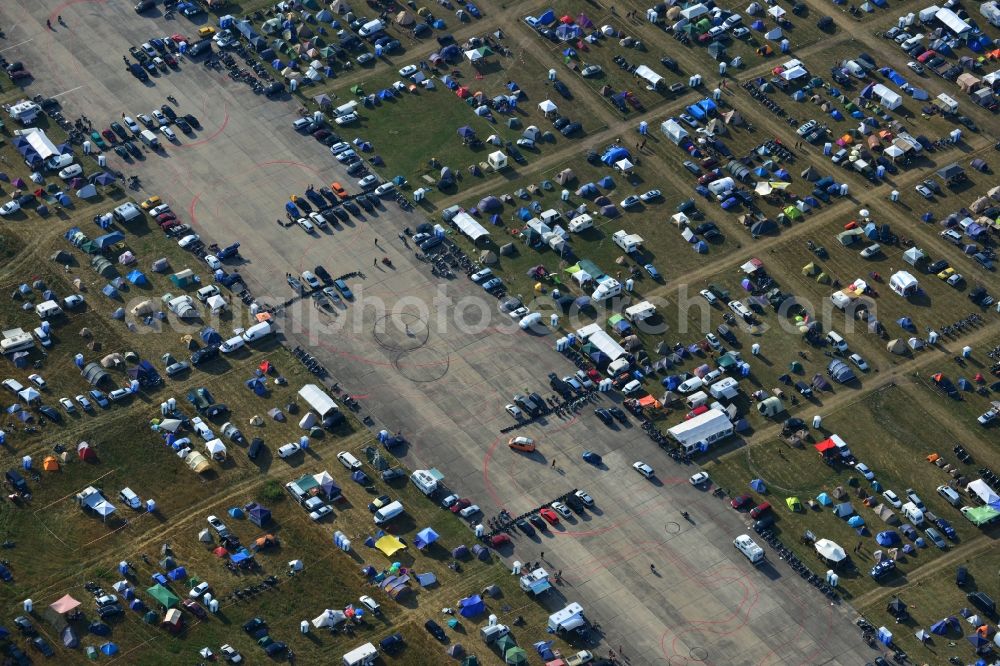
77,442,97,461
455,86,470,98
560,15,574,24
814,438,836,456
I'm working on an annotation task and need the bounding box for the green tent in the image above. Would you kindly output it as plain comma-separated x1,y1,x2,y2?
695,18,712,33
801,262,817,276
143,610,158,624
350,85,364,95
303,0,320,9
786,497,803,512
816,272,831,284
319,46,334,58
146,584,180,609
505,647,528,664
962,505,1000,526
789,361,803,373
461,657,480,666
608,314,624,326
783,206,803,220
717,353,738,369
495,634,516,652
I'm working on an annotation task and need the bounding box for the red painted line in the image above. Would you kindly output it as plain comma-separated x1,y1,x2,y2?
172,105,230,149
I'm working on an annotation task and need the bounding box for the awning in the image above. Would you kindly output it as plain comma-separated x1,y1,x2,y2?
815,538,846,562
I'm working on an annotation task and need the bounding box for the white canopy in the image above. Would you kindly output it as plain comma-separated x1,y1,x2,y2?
537,99,557,114
815,538,846,562
205,439,227,457
451,211,490,243
780,66,807,81
206,294,227,311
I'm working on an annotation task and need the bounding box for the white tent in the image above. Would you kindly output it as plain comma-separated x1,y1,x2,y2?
488,150,508,170
464,49,483,62
661,118,689,144
815,539,846,562
297,384,339,418
312,609,347,628
780,66,807,81
537,99,558,116
159,418,182,433
889,271,918,297
206,294,227,312
18,387,40,403
205,439,227,460
667,409,734,452
451,211,491,244
765,27,783,40
768,5,786,18
614,158,634,173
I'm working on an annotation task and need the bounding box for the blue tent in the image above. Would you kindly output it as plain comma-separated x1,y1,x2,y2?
830,109,844,121
875,531,900,547
126,270,147,285
167,566,187,581
201,327,222,345
102,285,119,299
94,231,125,250
929,618,951,635
957,378,971,391
897,317,914,330
457,126,475,139
458,594,485,617
597,176,615,189
231,551,251,564
100,643,119,656
662,375,681,390
245,377,267,396
351,470,367,484
847,515,865,528
537,9,556,25
750,479,766,493
816,492,832,506
534,640,556,660
697,98,717,115
601,147,630,166
693,240,708,253
228,507,244,518
414,527,439,549
575,183,599,198
686,104,706,120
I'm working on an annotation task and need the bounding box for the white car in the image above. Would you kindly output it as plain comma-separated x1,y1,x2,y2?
205,255,222,270
574,490,594,506
699,289,718,305
359,595,381,615
189,581,210,598
507,306,529,319
178,234,201,248
398,64,418,77
705,332,721,350
504,404,523,419
59,397,76,413
206,514,229,536
470,268,493,283
728,300,753,321
148,204,171,217
160,125,177,141
296,217,315,233
677,376,704,393
689,471,710,486
334,112,358,126
915,184,934,199
458,504,481,518
882,489,902,509
854,462,875,481
374,182,395,196
123,116,140,133
329,142,351,155
358,174,378,189
137,113,154,128
277,442,301,458
639,189,661,201
151,109,168,125
580,64,602,77
906,61,924,74
849,353,869,371
946,273,963,287
141,42,157,58
308,211,328,228
309,504,333,521
301,270,322,289
59,164,83,179
551,501,572,518
28,373,47,389
0,200,21,216
633,461,654,478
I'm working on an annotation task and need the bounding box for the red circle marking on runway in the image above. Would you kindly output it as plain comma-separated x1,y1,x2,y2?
49,0,106,23
170,105,231,149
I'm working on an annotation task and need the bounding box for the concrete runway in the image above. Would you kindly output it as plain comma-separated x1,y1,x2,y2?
3,3,876,663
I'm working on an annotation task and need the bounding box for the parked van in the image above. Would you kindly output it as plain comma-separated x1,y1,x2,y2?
247,438,264,461
337,451,362,471
139,129,160,149
480,623,510,644
734,534,765,565
241,321,273,342
902,501,925,525
113,202,142,223
342,642,378,666
220,336,245,353
373,500,404,524
936,485,962,507
685,391,709,410
45,153,74,171
2,378,25,394
826,330,848,352
118,487,142,510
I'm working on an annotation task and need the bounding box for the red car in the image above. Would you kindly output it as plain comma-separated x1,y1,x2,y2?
181,599,206,619
539,507,559,525
101,129,117,145
749,502,772,520
449,498,471,514
490,533,511,548
156,212,177,224
730,494,753,511
164,53,178,68
170,33,188,44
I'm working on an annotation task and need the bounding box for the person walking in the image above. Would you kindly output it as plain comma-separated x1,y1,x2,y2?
551,459,556,468
374,258,378,266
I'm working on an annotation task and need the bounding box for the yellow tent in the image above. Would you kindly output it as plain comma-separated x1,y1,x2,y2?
375,535,406,557
43,456,60,472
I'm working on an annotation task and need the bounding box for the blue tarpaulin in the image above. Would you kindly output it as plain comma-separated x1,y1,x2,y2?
601,147,630,166
414,527,439,549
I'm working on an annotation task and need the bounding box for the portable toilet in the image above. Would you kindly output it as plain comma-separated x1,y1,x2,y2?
300,620,310,634
719,61,727,75
625,278,634,292
146,499,156,512
548,68,556,81
97,154,107,167
812,415,822,428
550,314,559,327
751,343,760,355
23,599,32,612
949,128,961,143
962,346,972,358
890,190,899,202
823,142,832,155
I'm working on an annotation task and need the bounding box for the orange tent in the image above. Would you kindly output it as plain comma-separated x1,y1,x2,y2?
637,395,661,409
42,456,59,471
